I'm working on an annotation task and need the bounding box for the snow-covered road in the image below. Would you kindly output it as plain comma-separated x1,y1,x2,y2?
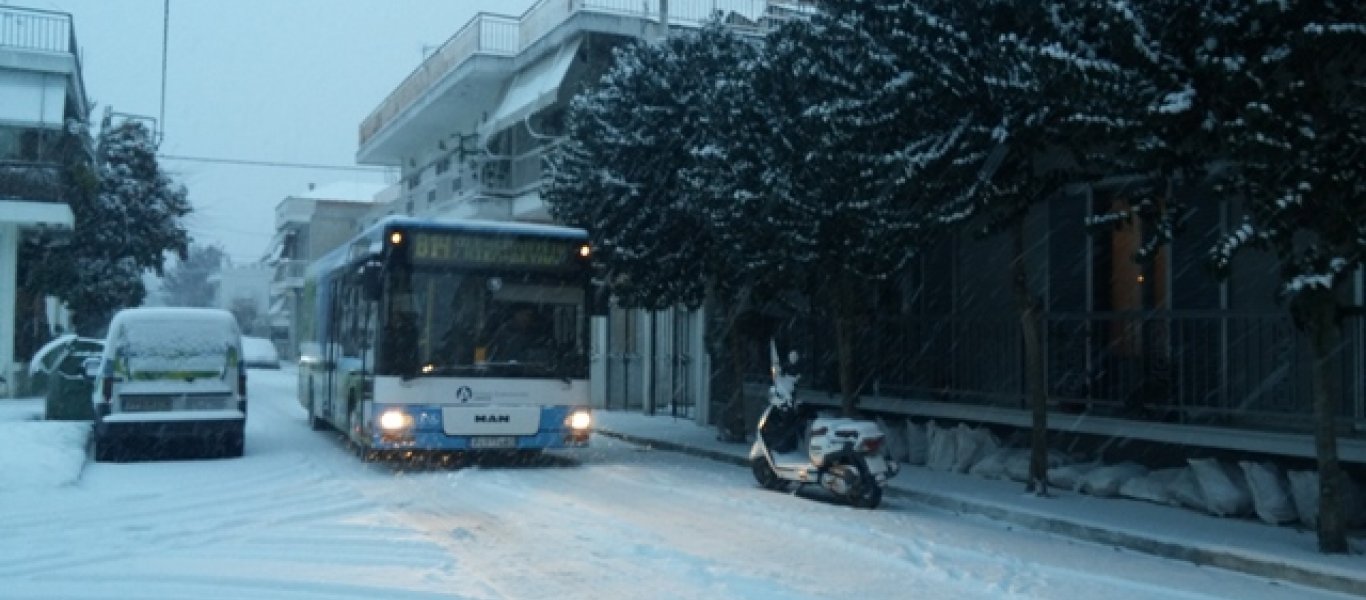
0,368,1350,599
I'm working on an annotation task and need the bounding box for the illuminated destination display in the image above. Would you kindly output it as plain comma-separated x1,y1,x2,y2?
408,232,571,267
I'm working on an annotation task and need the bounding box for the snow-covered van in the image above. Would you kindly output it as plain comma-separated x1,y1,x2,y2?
90,307,247,460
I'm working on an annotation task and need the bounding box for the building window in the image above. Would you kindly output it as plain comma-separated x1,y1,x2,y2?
436,157,450,175
452,176,463,192
427,189,436,205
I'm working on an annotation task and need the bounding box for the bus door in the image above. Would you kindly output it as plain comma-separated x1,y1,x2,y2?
323,279,344,423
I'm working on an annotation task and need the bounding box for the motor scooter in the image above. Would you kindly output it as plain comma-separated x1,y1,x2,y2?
749,341,898,508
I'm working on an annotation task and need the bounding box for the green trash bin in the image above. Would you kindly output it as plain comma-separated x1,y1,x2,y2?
44,341,103,421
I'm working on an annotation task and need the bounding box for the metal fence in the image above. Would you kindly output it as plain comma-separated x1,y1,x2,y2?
782,310,1363,433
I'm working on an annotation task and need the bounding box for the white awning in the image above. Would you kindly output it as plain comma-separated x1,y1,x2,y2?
480,39,580,140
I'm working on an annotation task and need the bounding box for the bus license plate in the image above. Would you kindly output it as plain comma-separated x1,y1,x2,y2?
470,436,517,449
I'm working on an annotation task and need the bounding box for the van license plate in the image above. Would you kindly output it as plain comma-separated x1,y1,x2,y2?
470,436,517,449
123,397,171,412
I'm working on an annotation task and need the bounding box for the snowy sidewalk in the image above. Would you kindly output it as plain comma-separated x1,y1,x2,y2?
593,410,1366,597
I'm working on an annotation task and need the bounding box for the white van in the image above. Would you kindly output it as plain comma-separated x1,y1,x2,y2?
90,307,247,460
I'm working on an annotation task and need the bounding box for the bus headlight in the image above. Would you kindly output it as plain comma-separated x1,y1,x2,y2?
379,410,413,431
566,409,592,431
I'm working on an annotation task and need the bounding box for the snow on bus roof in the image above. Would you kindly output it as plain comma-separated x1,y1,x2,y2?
380,216,587,238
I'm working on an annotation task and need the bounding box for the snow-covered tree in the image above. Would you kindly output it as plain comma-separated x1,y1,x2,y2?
545,24,767,439
24,120,191,335
909,0,1155,495
1086,0,1364,553
160,244,226,308
1136,0,1363,554
730,2,978,417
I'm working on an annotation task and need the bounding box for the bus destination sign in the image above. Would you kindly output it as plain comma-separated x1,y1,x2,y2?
408,232,569,268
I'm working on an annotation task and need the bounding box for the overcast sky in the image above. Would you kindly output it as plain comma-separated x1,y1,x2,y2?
24,0,537,264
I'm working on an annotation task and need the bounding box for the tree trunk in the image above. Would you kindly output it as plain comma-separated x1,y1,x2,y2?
707,284,751,442
1012,220,1050,496
832,274,864,417
1298,288,1348,553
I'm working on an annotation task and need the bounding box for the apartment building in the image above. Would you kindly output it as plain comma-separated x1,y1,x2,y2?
0,6,90,395
264,182,390,359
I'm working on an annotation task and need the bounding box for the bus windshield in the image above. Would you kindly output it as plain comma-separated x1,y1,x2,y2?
379,266,588,379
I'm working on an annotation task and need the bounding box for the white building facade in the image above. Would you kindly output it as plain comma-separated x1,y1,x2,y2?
0,6,89,395
355,1,808,422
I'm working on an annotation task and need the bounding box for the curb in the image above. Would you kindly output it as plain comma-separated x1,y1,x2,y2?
596,428,1366,597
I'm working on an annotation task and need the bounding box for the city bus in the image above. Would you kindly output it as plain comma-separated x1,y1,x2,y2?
297,216,597,459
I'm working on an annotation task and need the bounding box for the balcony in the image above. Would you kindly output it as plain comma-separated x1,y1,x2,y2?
357,0,788,164
0,161,63,203
0,6,88,130
270,260,307,296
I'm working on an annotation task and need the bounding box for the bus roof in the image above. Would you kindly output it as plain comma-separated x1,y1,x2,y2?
307,216,589,278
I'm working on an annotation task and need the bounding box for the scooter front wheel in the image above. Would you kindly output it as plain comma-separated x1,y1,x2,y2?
752,456,788,491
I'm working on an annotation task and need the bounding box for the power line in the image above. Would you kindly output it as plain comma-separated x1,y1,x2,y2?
158,153,392,172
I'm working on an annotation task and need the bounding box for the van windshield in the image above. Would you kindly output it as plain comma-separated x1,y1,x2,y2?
117,319,237,378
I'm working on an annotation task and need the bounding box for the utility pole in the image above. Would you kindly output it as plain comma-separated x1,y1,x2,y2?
159,0,169,144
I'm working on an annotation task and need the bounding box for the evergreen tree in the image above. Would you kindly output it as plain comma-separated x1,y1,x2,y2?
23,120,191,335
737,2,975,417
913,0,1155,495
1095,0,1363,552
160,244,226,308
545,24,767,439
1155,0,1362,554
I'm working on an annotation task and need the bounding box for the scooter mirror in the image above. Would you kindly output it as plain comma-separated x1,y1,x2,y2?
787,350,799,365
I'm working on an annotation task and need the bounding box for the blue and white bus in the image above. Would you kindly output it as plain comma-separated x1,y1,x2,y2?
297,216,596,458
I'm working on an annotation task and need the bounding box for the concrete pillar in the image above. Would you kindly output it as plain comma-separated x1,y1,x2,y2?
590,314,607,409
0,223,17,397
692,305,709,426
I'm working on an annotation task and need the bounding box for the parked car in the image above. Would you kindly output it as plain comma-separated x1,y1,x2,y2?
44,337,105,421
241,336,281,369
90,307,247,460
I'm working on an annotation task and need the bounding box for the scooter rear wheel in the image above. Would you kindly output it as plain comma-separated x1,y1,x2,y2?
751,456,788,491
848,479,882,509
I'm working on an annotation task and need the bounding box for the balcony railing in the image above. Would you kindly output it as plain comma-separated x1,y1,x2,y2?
0,6,72,53
359,0,789,147
0,161,65,203
273,259,307,285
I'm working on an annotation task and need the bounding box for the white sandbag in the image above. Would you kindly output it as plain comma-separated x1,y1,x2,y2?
1238,461,1297,525
1005,448,1070,483
1188,458,1252,517
1288,470,1320,527
1167,467,1207,511
1079,462,1148,497
969,448,1018,480
1118,468,1183,506
876,417,910,463
905,420,928,465
1048,460,1100,491
1287,470,1366,529
925,421,957,472
951,424,999,473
